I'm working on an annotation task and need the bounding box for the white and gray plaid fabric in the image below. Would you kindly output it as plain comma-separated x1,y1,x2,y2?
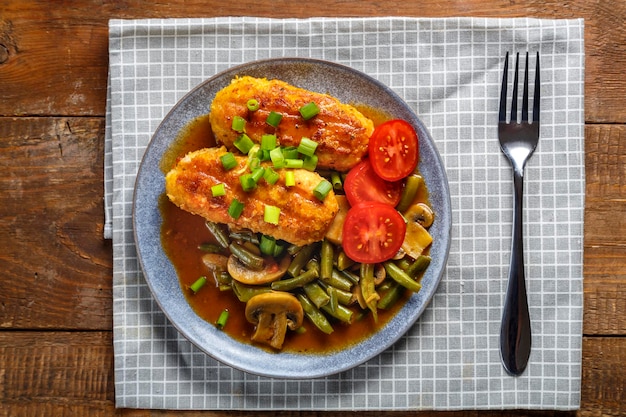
105,17,585,410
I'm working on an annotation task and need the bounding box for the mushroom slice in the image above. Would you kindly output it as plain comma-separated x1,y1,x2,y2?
404,202,434,228
227,254,290,285
245,292,304,350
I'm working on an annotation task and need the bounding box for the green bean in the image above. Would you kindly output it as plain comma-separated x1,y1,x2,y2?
318,281,355,305
229,230,260,245
396,174,423,213
338,269,360,285
330,171,343,191
287,242,319,277
377,281,406,310
271,268,318,291
197,242,225,253
303,281,330,308
320,240,334,280
321,269,354,292
205,221,230,249
231,281,271,302
321,303,353,324
229,242,265,270
287,243,302,255
215,271,232,286
327,285,339,313
298,294,334,334
360,263,379,322
383,261,422,292
406,255,431,278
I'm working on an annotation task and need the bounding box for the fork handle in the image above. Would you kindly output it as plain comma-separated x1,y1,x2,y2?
500,168,532,376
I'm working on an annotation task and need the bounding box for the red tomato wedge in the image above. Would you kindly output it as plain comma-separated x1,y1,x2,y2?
368,119,419,181
344,159,402,207
342,202,407,263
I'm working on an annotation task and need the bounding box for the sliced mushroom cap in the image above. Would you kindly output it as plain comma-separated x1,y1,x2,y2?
404,202,434,228
227,254,290,285
244,291,304,350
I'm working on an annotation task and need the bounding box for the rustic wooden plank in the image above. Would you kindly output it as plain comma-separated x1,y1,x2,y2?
0,0,625,122
0,332,621,416
0,117,112,330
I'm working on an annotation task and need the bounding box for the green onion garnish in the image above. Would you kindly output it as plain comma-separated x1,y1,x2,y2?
331,171,343,190
239,173,256,192
299,102,320,120
302,155,318,171
228,199,244,219
263,167,280,185
282,146,299,159
231,115,246,133
259,234,276,255
297,137,318,157
216,309,230,329
266,111,283,127
285,171,295,187
220,152,237,171
190,276,207,294
251,166,265,183
269,147,285,168
261,134,277,150
211,183,226,197
264,205,281,225
285,159,304,169
247,99,259,111
234,134,254,154
313,179,333,201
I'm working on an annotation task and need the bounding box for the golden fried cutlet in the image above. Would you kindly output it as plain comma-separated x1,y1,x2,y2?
165,147,339,246
209,76,374,172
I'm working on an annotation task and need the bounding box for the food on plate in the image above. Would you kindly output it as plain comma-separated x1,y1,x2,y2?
209,76,374,171
161,77,435,352
165,146,339,246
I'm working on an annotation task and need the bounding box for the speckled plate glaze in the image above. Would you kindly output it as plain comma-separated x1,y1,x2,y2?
134,58,451,379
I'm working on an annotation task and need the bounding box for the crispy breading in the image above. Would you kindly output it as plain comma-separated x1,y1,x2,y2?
165,147,339,246
209,76,374,172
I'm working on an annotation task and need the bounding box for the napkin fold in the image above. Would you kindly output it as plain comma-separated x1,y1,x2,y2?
105,16,585,410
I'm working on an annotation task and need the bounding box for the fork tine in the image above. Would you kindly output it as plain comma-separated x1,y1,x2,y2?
521,52,529,122
533,51,540,124
510,52,520,122
498,52,509,123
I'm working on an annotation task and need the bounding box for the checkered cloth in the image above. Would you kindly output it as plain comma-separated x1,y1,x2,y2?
105,17,585,410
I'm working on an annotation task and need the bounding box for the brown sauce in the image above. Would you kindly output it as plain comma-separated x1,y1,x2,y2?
160,106,427,353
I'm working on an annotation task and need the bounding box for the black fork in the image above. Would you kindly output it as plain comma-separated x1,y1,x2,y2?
498,51,540,376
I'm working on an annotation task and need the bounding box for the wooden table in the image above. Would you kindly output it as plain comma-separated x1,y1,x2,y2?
1,1,624,416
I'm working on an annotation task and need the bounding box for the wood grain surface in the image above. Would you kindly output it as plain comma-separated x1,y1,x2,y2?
0,0,624,416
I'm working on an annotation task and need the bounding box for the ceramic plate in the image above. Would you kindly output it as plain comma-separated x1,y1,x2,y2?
134,58,451,378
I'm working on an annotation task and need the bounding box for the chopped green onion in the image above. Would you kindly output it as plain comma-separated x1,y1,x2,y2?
331,171,343,190
216,309,229,329
234,134,254,154
264,205,281,225
297,137,318,157
220,152,237,171
285,159,304,169
251,166,265,183
228,199,244,219
190,276,207,294
302,155,318,171
259,235,277,256
261,134,277,150
269,147,285,168
313,179,333,201
231,116,246,133
246,99,259,111
263,167,280,185
285,171,295,187
266,111,283,127
282,146,299,159
211,183,226,197
299,102,320,120
239,173,256,192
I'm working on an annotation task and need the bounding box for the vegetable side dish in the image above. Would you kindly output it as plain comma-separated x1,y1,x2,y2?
161,76,434,352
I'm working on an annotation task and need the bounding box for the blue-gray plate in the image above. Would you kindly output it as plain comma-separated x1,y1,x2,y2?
133,58,451,379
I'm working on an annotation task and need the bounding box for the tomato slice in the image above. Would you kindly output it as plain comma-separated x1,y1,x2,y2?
368,119,419,181
342,202,407,263
344,159,402,207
